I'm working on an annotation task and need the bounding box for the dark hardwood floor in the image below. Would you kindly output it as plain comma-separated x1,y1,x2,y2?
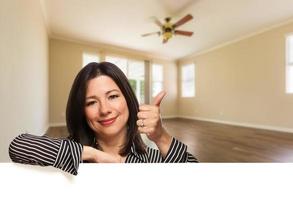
46,118,293,162
164,118,293,162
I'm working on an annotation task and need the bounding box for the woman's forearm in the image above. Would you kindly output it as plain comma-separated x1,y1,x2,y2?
153,127,172,158
82,146,97,162
9,133,83,175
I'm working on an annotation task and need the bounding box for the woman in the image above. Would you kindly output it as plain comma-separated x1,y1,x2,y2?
9,62,197,175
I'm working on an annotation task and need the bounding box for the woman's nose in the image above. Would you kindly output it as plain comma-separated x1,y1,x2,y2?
99,100,111,116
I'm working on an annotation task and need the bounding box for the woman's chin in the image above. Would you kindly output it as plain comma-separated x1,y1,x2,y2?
96,126,127,137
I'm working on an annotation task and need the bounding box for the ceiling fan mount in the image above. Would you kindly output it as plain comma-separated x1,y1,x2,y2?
142,14,194,44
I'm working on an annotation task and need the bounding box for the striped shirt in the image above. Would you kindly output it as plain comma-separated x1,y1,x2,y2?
9,133,198,175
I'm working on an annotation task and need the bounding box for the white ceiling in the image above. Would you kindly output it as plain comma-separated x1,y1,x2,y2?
42,0,293,60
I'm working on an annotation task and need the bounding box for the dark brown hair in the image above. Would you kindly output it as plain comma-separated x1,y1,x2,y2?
66,62,146,156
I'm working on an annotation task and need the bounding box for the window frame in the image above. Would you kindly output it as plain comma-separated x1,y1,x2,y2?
105,55,146,103
105,55,128,75
127,59,145,104
151,63,164,97
82,52,100,67
181,63,195,98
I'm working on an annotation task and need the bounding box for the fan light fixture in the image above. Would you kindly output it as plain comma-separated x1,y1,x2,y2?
142,14,194,44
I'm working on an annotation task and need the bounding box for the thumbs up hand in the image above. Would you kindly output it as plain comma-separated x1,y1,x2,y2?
152,90,166,107
137,91,168,143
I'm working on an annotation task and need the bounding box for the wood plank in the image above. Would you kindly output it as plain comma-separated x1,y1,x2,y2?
163,118,293,162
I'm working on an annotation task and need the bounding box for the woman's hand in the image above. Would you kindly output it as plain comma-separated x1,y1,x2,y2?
137,91,172,157
82,146,124,163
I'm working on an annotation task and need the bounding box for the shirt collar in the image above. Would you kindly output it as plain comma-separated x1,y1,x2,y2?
129,142,148,162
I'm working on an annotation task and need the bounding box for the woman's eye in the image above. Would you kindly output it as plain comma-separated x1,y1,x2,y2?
86,101,96,106
109,94,119,100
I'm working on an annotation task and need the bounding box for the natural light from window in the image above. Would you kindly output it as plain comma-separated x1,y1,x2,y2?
181,63,195,97
105,56,145,103
105,56,127,75
152,64,163,97
128,60,145,103
286,34,293,93
82,53,99,67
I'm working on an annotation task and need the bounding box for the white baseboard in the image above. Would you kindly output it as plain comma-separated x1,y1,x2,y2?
49,122,66,127
177,115,293,133
162,115,177,119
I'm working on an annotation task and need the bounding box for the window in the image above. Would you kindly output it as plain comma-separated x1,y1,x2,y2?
128,60,145,103
105,56,145,103
286,34,293,93
181,63,195,97
105,56,127,75
152,64,163,97
82,52,99,67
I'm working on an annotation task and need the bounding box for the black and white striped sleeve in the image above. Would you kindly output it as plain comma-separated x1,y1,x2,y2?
9,133,83,175
163,137,198,163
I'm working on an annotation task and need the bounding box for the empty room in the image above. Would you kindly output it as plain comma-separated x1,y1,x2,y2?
1,0,293,169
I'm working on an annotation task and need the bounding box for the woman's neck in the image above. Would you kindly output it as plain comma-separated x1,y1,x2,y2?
96,128,127,155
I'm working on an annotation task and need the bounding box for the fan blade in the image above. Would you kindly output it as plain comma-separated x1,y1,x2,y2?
151,16,163,27
173,14,193,28
141,31,161,37
174,30,193,36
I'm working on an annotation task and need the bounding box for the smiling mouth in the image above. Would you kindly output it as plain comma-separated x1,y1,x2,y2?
99,117,117,126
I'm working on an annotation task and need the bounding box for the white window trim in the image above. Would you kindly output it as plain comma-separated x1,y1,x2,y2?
151,63,164,97
105,55,146,102
181,63,195,98
105,55,128,75
82,52,100,67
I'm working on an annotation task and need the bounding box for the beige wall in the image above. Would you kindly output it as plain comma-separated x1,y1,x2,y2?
49,38,178,125
0,0,49,161
178,22,293,131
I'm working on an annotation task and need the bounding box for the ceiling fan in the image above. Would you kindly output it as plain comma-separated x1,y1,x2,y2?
141,14,194,44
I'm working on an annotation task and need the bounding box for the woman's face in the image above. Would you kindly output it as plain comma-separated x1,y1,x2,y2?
84,75,129,139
